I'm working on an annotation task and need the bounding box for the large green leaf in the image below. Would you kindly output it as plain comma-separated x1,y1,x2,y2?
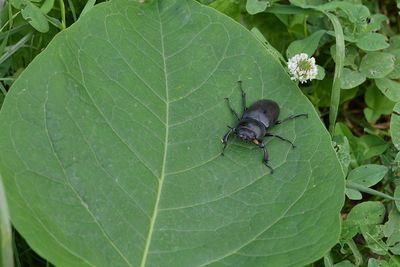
0,0,344,266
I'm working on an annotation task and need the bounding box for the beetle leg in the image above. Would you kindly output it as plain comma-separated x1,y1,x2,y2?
257,142,274,174
221,128,236,155
275,113,308,125
237,80,247,113
265,133,295,148
224,98,240,120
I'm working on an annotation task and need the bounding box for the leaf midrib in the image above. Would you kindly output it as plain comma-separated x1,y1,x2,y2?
140,2,168,266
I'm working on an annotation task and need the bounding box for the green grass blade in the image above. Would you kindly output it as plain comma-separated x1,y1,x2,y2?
0,25,30,41
80,0,96,17
0,32,33,65
324,12,345,135
0,176,13,267
67,0,77,21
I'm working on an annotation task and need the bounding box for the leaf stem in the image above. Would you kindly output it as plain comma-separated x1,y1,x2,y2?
346,181,400,201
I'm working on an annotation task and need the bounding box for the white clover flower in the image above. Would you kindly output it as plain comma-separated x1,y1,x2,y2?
287,53,318,84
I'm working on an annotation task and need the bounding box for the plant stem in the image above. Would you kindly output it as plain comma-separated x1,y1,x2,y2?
346,239,363,266
59,0,66,30
0,178,13,267
346,181,400,201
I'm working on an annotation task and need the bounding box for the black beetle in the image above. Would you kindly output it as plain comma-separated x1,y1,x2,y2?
221,81,308,173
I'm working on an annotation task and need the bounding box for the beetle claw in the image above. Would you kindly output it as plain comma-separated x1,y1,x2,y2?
263,161,274,174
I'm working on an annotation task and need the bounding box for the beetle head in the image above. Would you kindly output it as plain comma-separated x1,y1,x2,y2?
237,128,256,142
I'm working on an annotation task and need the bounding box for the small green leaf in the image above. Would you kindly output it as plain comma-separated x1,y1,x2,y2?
10,0,24,9
368,258,390,267
390,243,400,255
396,187,400,212
388,49,400,79
391,103,400,150
362,225,387,255
342,201,385,240
264,3,316,14
21,2,49,32
315,65,325,80
347,201,386,225
364,86,396,123
319,2,370,25
209,0,240,21
286,29,325,58
334,122,357,151
341,68,366,89
363,108,378,123
375,78,400,102
382,206,400,249
357,134,388,162
334,260,355,267
356,33,389,51
389,36,400,51
345,188,362,200
331,45,358,68
360,14,388,33
347,164,388,187
289,0,323,9
40,0,55,14
360,52,395,79
246,0,271,15
365,86,396,113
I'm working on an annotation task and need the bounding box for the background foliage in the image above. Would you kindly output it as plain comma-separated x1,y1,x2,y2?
0,0,399,266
